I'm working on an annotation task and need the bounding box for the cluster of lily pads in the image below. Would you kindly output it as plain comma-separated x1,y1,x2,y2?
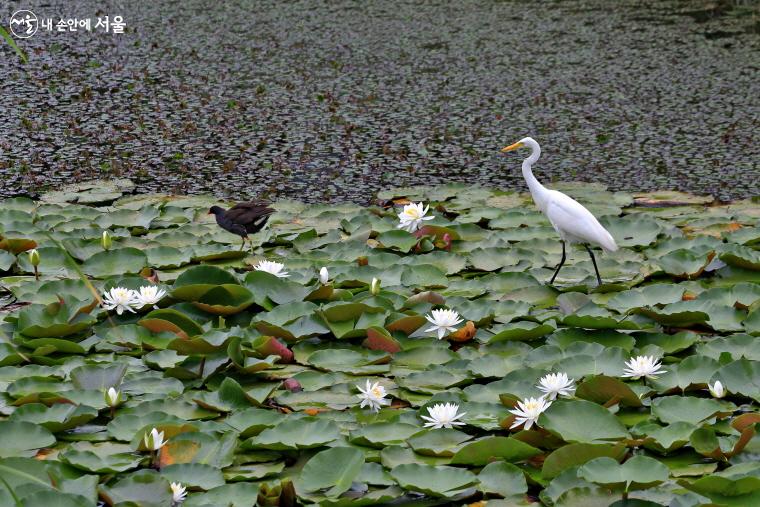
0,183,759,506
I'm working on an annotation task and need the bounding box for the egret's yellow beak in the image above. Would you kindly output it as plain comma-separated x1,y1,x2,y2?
501,141,524,153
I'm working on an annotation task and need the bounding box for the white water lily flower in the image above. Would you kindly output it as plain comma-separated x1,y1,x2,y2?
101,287,140,315
170,482,187,504
397,202,434,233
356,380,391,412
254,260,289,278
104,387,122,407
509,397,551,430
537,372,575,400
319,266,329,285
424,309,463,339
708,380,726,398
143,427,166,451
421,402,466,429
370,277,381,295
622,356,667,380
137,285,166,309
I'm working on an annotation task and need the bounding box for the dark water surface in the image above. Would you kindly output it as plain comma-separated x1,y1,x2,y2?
1,0,758,203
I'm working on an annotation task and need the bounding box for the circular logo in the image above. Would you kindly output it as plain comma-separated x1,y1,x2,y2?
9,10,38,38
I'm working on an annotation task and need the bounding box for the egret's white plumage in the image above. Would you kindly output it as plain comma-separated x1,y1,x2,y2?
502,137,618,285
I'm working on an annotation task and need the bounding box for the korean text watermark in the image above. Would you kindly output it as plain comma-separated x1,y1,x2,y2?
9,9,126,38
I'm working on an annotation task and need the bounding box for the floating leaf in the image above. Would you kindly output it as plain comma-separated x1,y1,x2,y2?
172,265,240,301
82,248,148,278
477,461,527,499
0,421,56,457
298,447,365,498
578,456,668,491
249,418,340,450
539,400,629,444
450,436,540,465
390,464,478,497
542,443,626,479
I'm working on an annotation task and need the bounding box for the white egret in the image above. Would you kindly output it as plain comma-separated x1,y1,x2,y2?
501,137,618,286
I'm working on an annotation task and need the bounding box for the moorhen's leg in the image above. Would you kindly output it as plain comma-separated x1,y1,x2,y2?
549,240,566,285
584,244,603,286
240,237,246,251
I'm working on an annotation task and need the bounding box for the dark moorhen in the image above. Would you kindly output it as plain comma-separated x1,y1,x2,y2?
208,201,275,249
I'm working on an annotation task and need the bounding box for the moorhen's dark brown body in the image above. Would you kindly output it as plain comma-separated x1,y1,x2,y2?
209,201,275,249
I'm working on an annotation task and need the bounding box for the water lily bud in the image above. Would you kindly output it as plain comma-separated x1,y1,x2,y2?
283,378,302,392
708,380,726,398
101,230,112,251
370,277,380,295
104,387,122,407
28,249,40,267
319,267,329,285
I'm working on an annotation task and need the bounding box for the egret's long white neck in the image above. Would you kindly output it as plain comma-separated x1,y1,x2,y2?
520,138,549,210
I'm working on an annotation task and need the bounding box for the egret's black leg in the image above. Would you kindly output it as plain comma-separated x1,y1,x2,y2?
584,244,603,286
549,241,566,285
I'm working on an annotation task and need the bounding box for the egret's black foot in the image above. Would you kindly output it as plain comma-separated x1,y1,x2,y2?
549,240,567,285
584,244,603,287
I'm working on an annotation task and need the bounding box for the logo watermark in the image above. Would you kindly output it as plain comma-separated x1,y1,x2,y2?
9,9,38,38
7,9,125,38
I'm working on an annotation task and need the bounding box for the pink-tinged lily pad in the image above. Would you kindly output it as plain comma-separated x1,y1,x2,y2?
363,326,402,353
251,336,293,363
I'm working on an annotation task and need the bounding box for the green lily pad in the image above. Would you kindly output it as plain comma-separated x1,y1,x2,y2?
539,400,630,444
390,464,478,497
9,403,98,432
298,447,365,498
578,456,669,491
249,418,340,450
99,471,173,506
60,442,143,473
477,461,527,499
161,463,225,490
450,436,540,465
0,421,56,457
16,298,97,338
542,443,627,479
407,428,473,457
82,248,148,278
650,396,727,425
139,308,204,339
193,285,255,315
171,265,240,301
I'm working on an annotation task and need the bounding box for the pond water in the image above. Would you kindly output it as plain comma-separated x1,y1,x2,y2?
1,0,758,203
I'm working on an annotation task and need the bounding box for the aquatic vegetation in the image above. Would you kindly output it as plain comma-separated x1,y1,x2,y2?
2,2,757,203
0,184,758,505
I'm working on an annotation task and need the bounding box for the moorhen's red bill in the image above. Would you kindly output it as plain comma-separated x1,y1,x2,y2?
208,201,275,249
